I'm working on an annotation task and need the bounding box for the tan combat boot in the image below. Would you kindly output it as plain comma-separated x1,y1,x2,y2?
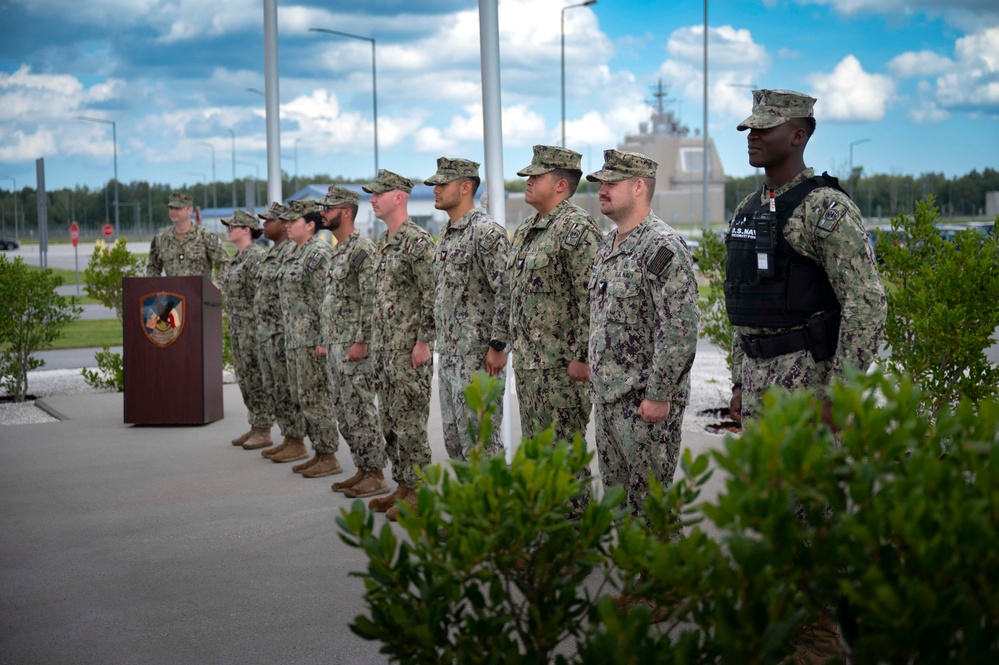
231,429,253,446
293,454,321,474
368,480,405,513
386,484,419,522
331,469,365,493
261,437,290,458
241,427,273,450
344,470,390,499
270,438,308,463
301,453,342,478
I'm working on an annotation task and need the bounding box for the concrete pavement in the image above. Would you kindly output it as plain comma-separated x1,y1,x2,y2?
0,376,731,664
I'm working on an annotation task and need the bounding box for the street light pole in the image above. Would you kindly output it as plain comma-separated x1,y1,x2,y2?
561,0,596,148
849,138,872,196
228,129,237,208
198,141,217,211
75,115,119,237
309,28,379,176
0,176,16,242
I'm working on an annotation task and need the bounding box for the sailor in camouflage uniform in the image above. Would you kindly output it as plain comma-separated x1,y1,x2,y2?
510,145,602,443
253,202,308,460
146,192,230,281
363,170,435,522
426,157,511,461
586,150,699,522
275,200,342,478
727,90,886,422
221,209,273,450
316,185,391,499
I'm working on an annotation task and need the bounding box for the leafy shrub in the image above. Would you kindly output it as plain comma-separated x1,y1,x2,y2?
0,256,82,401
81,238,143,391
876,196,999,412
692,229,735,377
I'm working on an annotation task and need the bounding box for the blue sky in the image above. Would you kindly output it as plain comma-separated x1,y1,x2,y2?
1,0,996,197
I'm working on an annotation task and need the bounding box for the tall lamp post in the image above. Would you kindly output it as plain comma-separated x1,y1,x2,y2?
228,129,237,209
561,0,596,148
198,141,217,211
309,28,379,176
849,138,872,196
0,176,16,242
75,115,119,237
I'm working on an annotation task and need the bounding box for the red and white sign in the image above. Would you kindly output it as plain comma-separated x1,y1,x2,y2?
70,221,80,248
102,224,114,238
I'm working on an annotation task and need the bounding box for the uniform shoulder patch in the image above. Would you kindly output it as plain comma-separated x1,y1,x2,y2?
647,246,674,277
208,232,218,246
478,225,501,251
410,238,428,256
564,223,583,247
352,249,370,270
307,254,322,271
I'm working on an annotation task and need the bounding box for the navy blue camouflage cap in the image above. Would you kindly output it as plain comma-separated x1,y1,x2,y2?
516,145,582,176
168,192,194,208
423,157,480,185
258,201,289,221
586,149,658,182
222,209,260,230
362,169,414,194
737,89,816,131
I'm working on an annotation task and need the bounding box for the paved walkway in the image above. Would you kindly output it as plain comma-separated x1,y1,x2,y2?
0,377,730,664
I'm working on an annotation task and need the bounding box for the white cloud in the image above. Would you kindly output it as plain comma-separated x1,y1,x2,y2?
0,129,58,162
888,50,953,77
412,103,547,153
806,55,895,121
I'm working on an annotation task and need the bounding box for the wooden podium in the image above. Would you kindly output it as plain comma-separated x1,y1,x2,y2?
123,276,224,425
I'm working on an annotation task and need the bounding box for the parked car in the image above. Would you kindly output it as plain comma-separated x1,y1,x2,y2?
0,236,19,250
866,225,905,264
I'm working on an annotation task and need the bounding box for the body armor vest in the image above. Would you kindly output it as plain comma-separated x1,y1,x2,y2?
724,174,845,329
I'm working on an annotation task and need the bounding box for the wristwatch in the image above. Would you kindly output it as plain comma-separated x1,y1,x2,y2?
489,340,507,352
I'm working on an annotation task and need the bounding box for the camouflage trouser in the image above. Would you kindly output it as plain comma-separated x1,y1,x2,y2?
375,351,432,487
594,390,684,523
515,367,591,444
258,333,306,438
741,350,832,421
286,346,339,453
231,325,273,429
326,344,386,471
438,353,505,461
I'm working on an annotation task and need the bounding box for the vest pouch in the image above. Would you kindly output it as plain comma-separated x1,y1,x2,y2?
805,311,840,362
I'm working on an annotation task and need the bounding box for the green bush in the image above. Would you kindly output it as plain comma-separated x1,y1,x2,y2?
876,196,999,412
80,344,125,392
0,256,82,401
341,371,999,663
692,229,735,377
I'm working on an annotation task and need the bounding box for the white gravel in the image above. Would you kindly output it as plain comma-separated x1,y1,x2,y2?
2,350,733,431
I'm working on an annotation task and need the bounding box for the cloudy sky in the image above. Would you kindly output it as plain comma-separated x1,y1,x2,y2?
1,0,997,196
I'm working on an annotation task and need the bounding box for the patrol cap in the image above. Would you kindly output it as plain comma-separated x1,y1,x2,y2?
423,157,480,186
516,145,582,176
258,201,289,221
221,209,260,230
278,199,322,221
362,169,415,194
168,192,194,208
317,185,360,207
585,149,658,182
737,89,816,131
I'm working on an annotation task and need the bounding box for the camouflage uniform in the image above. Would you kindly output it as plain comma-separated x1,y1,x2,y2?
588,210,699,519
278,207,338,454
255,236,306,439
730,90,887,420
510,146,601,443
427,158,511,461
320,188,386,472
371,212,435,488
146,193,230,280
221,210,272,430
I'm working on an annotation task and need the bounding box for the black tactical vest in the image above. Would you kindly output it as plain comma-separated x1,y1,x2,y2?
724,174,846,328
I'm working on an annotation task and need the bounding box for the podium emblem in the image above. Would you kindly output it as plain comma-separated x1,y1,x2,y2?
141,292,186,348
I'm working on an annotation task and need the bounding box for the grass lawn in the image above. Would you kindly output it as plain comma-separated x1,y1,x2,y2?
44,319,122,350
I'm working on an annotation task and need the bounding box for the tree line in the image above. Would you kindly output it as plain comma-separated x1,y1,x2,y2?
1,168,996,238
